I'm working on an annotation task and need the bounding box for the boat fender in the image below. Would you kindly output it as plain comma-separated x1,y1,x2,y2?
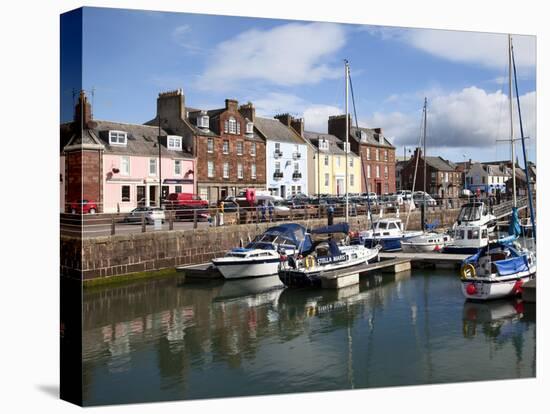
460,263,476,280
305,255,316,269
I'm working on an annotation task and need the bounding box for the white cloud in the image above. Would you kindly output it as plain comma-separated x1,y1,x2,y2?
172,25,201,53
367,26,535,69
252,92,341,133
364,86,536,154
198,22,346,90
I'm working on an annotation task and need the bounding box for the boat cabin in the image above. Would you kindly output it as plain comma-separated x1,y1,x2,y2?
372,218,403,237
457,202,491,224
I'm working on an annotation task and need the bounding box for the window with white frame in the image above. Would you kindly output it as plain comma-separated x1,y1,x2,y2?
223,162,229,178
294,163,299,172
224,119,229,133
324,173,329,187
175,185,182,193
246,122,253,134
228,117,237,134
376,165,380,178
207,161,214,178
336,156,341,167
251,163,257,179
197,115,209,128
384,165,388,179
109,130,127,145
324,155,329,166
367,165,371,178
319,139,329,151
350,174,355,187
349,157,353,167
121,185,130,202
297,185,302,194
376,149,380,161
120,156,130,176
384,150,388,161
275,161,281,173
207,138,214,153
223,140,229,154
167,135,182,150
275,142,281,153
149,158,157,176
174,160,182,176
445,172,449,182
366,147,371,160
343,142,350,153
359,130,367,142
237,163,243,179
236,141,243,155
251,143,256,156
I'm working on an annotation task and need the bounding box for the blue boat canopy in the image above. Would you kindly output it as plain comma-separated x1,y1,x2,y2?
248,223,313,252
311,223,350,235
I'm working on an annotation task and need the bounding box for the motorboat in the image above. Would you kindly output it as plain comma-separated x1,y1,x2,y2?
459,236,536,301
442,202,495,254
211,223,305,279
278,223,382,288
400,232,453,253
354,218,423,252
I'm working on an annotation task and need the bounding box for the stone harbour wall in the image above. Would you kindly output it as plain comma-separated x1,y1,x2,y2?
61,208,460,282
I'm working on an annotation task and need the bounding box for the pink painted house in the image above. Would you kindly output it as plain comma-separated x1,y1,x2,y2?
96,121,196,213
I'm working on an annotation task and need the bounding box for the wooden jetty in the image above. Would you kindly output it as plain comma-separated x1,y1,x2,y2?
175,251,472,290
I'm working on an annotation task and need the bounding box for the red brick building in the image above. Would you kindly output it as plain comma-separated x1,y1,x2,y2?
328,115,396,195
60,91,104,212
147,91,266,203
401,148,462,199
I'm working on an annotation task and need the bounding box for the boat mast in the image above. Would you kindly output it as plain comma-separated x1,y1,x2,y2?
345,59,350,222
508,34,517,207
423,97,427,207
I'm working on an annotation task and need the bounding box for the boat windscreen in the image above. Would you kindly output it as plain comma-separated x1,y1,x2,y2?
458,204,482,222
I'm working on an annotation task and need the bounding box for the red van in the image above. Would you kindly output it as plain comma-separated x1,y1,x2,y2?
165,193,208,209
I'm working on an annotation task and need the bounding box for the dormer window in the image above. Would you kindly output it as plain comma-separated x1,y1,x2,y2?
167,135,182,151
197,116,209,129
360,130,367,142
246,122,254,134
319,139,329,151
343,142,350,153
109,130,127,146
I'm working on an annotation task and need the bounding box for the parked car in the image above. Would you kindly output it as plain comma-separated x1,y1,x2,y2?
165,193,208,209
218,199,240,213
413,191,437,206
70,199,98,214
174,206,211,222
396,190,413,201
461,189,473,197
123,207,165,224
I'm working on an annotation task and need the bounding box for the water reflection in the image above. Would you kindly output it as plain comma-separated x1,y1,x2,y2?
82,270,535,406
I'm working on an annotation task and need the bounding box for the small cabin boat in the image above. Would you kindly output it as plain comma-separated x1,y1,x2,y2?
279,223,381,288
400,232,453,253
211,223,305,279
459,236,536,301
355,218,423,252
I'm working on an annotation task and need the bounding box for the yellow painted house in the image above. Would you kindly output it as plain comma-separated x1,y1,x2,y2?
304,131,362,196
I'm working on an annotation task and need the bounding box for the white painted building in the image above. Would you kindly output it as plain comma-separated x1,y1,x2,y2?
465,162,511,194
254,116,308,198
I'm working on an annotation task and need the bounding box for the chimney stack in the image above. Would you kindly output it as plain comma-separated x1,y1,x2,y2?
225,98,239,111
74,90,92,128
328,114,351,140
290,117,304,137
238,102,255,122
157,88,185,121
274,113,292,127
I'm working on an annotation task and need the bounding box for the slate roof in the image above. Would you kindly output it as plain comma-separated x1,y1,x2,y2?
350,126,395,149
254,117,305,145
423,156,456,171
90,120,194,159
484,164,510,177
303,131,357,156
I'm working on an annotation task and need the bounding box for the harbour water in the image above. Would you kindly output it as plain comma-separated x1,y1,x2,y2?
82,269,536,406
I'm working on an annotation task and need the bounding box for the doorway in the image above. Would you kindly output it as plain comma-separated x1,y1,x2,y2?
149,185,157,207
137,186,146,206
376,182,382,195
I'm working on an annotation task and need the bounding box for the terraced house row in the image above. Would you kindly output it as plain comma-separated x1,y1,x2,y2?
60,89,396,213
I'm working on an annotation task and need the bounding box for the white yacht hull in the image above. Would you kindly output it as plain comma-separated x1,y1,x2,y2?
212,258,280,279
461,268,536,301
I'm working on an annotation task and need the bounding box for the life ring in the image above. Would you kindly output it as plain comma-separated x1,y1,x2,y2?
304,255,316,269
460,263,476,280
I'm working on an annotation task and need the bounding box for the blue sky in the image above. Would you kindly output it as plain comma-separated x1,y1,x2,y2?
61,6,537,163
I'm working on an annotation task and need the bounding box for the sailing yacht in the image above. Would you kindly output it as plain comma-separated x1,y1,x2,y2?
459,35,536,300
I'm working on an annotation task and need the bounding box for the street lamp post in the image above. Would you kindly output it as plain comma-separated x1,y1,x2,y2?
158,117,163,208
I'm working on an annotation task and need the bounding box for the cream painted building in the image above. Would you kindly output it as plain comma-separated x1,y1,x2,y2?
304,131,361,196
